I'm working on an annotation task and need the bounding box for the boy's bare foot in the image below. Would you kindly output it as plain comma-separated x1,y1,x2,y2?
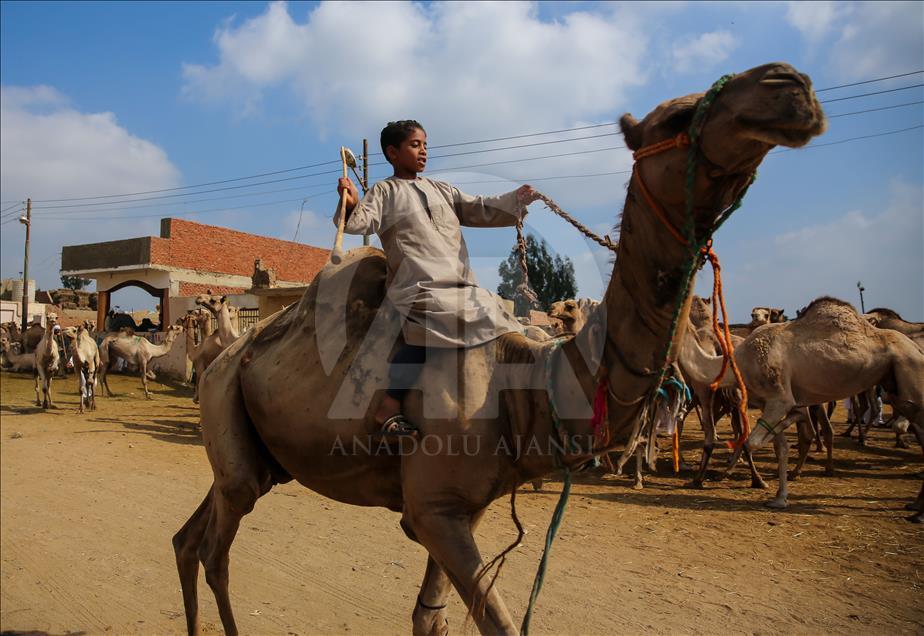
375,395,418,437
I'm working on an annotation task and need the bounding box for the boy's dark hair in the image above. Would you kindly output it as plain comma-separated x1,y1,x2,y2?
381,120,425,163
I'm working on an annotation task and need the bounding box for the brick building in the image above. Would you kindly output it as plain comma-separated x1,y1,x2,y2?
61,217,329,330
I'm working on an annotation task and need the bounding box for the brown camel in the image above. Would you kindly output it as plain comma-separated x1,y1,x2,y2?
687,297,924,511
174,62,826,635
33,319,60,409
183,309,223,403
99,325,183,398
748,306,786,331
22,320,45,352
62,321,100,413
0,336,35,372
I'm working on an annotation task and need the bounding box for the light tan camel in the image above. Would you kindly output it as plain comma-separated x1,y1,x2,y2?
687,297,924,511
677,323,769,489
174,63,826,635
99,325,183,398
548,298,600,334
864,307,924,351
33,319,60,409
183,309,223,403
195,292,240,346
62,321,100,413
748,306,785,331
0,336,35,372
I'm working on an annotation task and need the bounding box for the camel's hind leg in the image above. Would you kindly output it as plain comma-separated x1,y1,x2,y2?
173,488,213,635
412,556,451,636
403,509,517,635
174,343,279,636
789,414,815,481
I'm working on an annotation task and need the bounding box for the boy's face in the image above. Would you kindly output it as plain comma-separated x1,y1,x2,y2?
387,128,427,176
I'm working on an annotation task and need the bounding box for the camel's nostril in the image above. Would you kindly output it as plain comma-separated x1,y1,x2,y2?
760,70,805,88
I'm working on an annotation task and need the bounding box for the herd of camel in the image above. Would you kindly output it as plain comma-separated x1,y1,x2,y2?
1,61,921,636
0,291,241,411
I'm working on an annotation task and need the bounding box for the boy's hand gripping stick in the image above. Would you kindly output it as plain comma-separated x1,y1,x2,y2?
331,146,358,265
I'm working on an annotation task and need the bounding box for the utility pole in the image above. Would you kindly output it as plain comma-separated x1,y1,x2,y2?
856,281,866,314
20,199,31,334
362,138,370,246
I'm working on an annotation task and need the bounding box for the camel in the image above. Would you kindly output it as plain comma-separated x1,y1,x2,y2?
195,291,240,346
548,298,600,334
62,321,100,413
22,320,45,352
748,306,786,331
864,307,924,344
99,325,183,398
0,336,35,372
183,309,223,403
683,297,924,512
174,62,826,635
33,319,60,409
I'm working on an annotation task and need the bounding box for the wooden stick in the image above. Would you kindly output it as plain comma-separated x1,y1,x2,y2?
330,147,349,265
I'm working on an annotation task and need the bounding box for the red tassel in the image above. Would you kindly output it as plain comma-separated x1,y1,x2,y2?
591,378,608,446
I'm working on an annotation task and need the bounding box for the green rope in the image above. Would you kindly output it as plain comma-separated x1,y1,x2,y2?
520,466,572,636
520,72,758,636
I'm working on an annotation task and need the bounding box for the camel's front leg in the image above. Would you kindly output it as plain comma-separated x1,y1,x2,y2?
141,360,152,399
633,446,644,490
690,393,716,488
789,414,815,481
767,431,790,509
412,556,451,636
34,372,42,407
405,511,517,635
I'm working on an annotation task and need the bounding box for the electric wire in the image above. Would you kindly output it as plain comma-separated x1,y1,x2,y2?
819,83,924,104
815,70,923,92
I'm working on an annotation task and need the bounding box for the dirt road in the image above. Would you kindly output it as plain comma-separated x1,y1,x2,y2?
1,370,922,635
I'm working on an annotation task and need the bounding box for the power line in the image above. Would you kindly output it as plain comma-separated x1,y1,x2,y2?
819,83,923,104
769,124,924,155
11,69,924,206
815,70,923,92
827,100,924,118
1,201,23,214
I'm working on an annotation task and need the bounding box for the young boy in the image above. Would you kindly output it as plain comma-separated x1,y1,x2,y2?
335,120,540,436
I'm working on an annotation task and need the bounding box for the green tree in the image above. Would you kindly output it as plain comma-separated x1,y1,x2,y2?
60,275,92,291
497,234,577,315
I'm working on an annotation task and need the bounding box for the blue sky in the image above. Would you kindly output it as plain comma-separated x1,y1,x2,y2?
1,1,922,321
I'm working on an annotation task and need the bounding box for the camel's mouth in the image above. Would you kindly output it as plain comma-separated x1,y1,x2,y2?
739,110,827,148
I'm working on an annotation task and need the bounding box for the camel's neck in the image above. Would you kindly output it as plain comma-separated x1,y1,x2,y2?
149,333,177,358
185,323,197,353
216,307,237,343
677,328,733,389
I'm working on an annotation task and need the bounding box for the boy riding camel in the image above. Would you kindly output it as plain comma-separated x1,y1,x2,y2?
336,119,540,437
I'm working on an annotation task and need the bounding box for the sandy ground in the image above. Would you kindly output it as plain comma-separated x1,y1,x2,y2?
1,369,922,635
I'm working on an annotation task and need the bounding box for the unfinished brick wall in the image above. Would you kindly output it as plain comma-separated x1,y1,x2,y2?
177,282,247,297
152,218,329,283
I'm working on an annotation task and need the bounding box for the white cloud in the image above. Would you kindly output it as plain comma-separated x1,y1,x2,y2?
785,1,846,42
182,1,649,142
725,179,924,321
670,30,738,73
0,85,182,297
786,1,923,81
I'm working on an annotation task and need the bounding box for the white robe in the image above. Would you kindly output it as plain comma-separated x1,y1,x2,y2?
334,176,527,348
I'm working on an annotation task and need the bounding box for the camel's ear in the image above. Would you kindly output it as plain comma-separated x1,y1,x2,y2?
704,298,711,305
220,295,227,304
619,114,642,151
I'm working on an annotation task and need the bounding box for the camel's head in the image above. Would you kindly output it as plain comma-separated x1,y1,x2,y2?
688,296,713,330
61,326,79,340
194,291,224,315
164,324,184,340
548,299,580,329
83,320,95,333
620,63,826,225
750,307,771,327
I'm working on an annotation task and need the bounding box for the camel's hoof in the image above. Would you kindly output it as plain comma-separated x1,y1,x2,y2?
531,480,543,492
838,431,852,438
907,512,923,524
824,468,835,477
632,481,644,491
788,472,801,482
751,478,769,490
685,480,705,490
765,498,789,510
